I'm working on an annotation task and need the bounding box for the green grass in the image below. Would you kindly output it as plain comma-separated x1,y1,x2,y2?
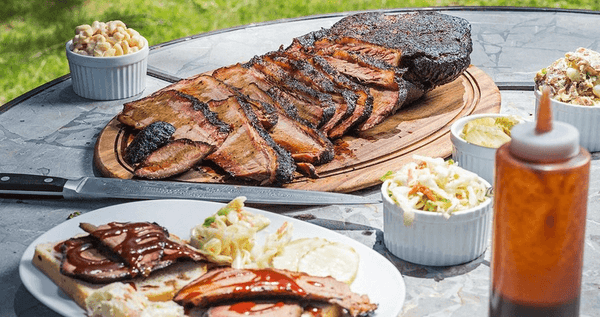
1,0,598,105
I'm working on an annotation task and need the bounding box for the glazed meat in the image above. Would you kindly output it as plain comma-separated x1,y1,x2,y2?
59,222,206,283
134,139,214,179
58,235,131,284
79,222,206,278
174,268,378,317
204,301,304,317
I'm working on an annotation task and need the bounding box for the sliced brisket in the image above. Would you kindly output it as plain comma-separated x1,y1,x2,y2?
134,139,214,179
281,50,374,137
59,222,206,283
263,51,363,138
204,96,296,185
326,11,472,90
58,235,131,284
205,301,303,317
117,90,230,146
246,55,338,130
312,36,403,67
213,66,334,165
79,222,206,278
213,64,322,129
123,121,176,166
174,268,378,317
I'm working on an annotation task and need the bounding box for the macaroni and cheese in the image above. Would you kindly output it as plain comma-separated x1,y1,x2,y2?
70,20,145,57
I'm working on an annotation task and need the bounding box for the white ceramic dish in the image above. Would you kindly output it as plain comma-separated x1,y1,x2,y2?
534,89,600,152
19,199,405,317
65,38,148,100
450,113,510,185
382,180,492,266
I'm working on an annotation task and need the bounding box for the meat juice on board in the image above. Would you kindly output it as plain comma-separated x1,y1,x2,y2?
490,87,590,316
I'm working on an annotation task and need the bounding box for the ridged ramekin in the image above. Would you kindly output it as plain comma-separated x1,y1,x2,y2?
450,113,509,185
534,89,600,153
65,38,148,100
382,179,492,266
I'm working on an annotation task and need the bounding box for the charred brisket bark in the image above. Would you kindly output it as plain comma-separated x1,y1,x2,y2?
123,121,176,165
325,11,472,90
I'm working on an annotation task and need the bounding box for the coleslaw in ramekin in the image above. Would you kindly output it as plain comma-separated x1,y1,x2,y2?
381,155,489,226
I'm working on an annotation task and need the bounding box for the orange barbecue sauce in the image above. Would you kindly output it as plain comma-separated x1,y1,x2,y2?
490,144,589,316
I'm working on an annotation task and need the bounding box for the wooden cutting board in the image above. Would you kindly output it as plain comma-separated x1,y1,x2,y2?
94,65,500,193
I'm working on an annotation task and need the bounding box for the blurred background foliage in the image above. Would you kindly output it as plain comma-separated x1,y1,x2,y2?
1,0,598,105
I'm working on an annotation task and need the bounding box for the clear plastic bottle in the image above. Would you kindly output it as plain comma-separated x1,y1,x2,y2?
489,88,590,316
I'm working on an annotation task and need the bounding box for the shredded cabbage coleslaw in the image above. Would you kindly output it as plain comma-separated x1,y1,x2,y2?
382,155,489,226
189,196,292,269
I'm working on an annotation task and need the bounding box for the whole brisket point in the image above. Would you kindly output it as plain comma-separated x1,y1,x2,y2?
326,11,472,90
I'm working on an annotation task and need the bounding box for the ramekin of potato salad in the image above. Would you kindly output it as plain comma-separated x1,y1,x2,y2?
450,113,523,184
534,47,600,152
381,155,492,266
65,20,148,100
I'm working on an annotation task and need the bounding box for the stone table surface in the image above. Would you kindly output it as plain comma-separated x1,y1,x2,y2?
1,7,599,317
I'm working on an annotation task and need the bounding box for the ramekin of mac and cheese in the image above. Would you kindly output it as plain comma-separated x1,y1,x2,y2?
66,20,148,100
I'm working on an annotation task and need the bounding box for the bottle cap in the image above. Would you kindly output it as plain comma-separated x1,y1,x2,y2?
509,87,580,162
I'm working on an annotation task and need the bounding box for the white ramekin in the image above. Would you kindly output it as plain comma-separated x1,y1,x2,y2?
534,89,600,153
450,113,510,185
382,179,493,266
65,38,148,100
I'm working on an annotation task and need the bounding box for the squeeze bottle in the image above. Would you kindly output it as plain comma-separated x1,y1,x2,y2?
489,87,590,316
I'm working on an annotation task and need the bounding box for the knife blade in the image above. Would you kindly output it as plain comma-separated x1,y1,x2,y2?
0,173,381,205
303,218,379,231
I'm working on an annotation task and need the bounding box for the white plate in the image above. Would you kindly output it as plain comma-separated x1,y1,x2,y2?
19,199,405,317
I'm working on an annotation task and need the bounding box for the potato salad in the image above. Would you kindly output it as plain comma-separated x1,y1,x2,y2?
534,47,600,106
382,155,489,224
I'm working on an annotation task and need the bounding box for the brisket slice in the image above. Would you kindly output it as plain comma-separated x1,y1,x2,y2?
123,121,176,166
281,50,373,138
174,268,377,317
312,36,403,67
261,52,353,136
59,222,206,283
79,222,206,278
357,79,412,132
134,139,214,179
236,83,334,165
205,96,296,185
213,64,322,129
246,55,338,131
175,74,333,166
117,90,230,146
325,11,472,90
205,301,303,317
264,50,368,139
213,66,334,165
58,235,131,284
171,74,278,131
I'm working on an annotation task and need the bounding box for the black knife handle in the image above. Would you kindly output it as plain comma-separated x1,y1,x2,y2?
0,173,67,199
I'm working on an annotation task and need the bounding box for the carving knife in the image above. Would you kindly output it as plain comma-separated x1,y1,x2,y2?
0,173,381,205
